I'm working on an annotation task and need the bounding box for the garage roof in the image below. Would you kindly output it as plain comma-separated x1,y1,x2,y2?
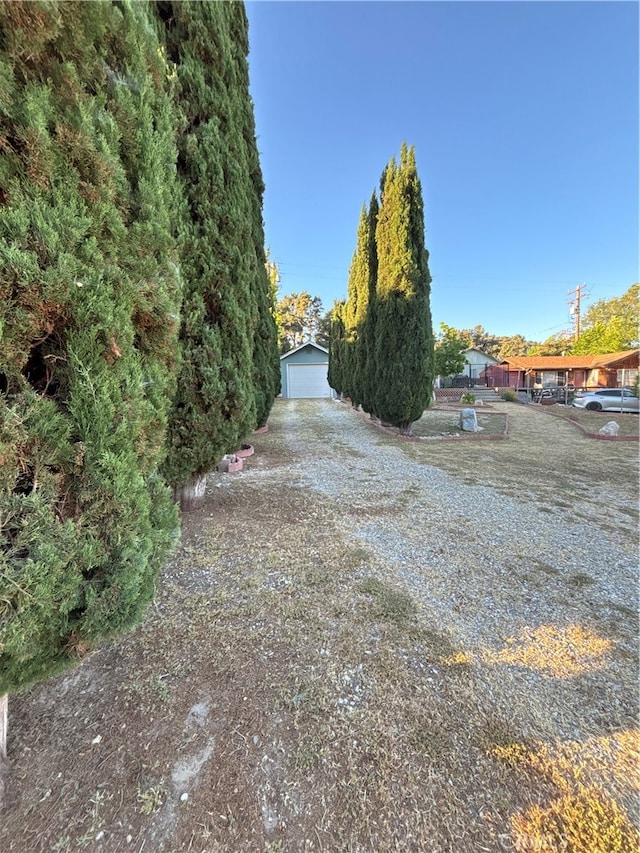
280,342,328,360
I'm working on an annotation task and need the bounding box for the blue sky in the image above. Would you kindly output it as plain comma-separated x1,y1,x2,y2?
245,1,639,343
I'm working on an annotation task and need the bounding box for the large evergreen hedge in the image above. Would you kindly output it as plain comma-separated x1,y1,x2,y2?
0,0,182,693
238,13,281,426
159,1,278,489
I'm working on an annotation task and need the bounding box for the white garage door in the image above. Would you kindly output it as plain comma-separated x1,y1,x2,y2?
288,364,332,398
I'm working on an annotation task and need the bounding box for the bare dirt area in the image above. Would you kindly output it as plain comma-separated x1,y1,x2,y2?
1,399,638,852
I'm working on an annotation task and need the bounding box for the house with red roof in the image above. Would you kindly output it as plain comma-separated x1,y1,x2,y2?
483,350,639,392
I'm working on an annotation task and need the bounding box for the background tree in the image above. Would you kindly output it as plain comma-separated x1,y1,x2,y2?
327,300,346,397
572,284,639,354
159,1,275,498
275,291,324,353
372,144,434,433
457,325,501,357
434,325,534,360
434,323,467,378
0,0,181,698
315,310,332,350
526,331,573,356
495,334,533,359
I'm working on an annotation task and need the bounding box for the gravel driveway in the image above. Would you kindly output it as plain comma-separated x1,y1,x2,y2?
3,397,637,852
274,398,638,742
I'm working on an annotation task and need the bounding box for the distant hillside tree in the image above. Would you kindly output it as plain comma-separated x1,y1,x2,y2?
527,331,573,356
572,284,639,354
0,0,181,699
496,335,534,359
372,144,434,433
159,1,275,501
457,325,501,358
438,326,533,360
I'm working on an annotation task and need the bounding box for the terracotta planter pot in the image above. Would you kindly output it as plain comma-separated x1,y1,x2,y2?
235,443,254,459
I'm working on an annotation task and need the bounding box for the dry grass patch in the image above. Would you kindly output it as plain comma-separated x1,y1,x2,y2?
494,732,640,852
411,409,507,438
553,407,639,438
485,624,613,679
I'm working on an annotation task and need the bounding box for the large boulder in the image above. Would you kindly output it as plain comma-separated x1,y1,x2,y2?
460,408,479,432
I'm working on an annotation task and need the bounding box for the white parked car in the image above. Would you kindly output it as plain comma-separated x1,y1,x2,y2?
572,388,639,412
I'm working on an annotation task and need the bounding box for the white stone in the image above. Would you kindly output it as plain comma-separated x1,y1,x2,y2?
460,408,479,432
598,421,619,436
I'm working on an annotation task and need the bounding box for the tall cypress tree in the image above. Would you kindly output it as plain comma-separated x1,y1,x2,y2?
239,11,280,427
158,1,271,496
352,192,379,414
372,144,434,432
342,213,362,405
0,0,182,694
327,300,346,398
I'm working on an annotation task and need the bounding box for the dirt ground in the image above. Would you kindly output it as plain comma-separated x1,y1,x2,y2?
1,400,638,852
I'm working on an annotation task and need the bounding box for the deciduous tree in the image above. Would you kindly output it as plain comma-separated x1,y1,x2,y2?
434,324,467,378
526,331,573,356
495,335,533,359
572,284,639,354
457,325,500,358
276,291,324,353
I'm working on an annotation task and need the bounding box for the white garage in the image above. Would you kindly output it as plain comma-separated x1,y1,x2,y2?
280,342,334,399
288,364,332,398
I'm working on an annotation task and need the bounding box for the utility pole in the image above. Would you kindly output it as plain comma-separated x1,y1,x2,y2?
568,283,588,342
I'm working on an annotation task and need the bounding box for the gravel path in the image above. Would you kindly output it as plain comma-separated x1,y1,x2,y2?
270,399,638,743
